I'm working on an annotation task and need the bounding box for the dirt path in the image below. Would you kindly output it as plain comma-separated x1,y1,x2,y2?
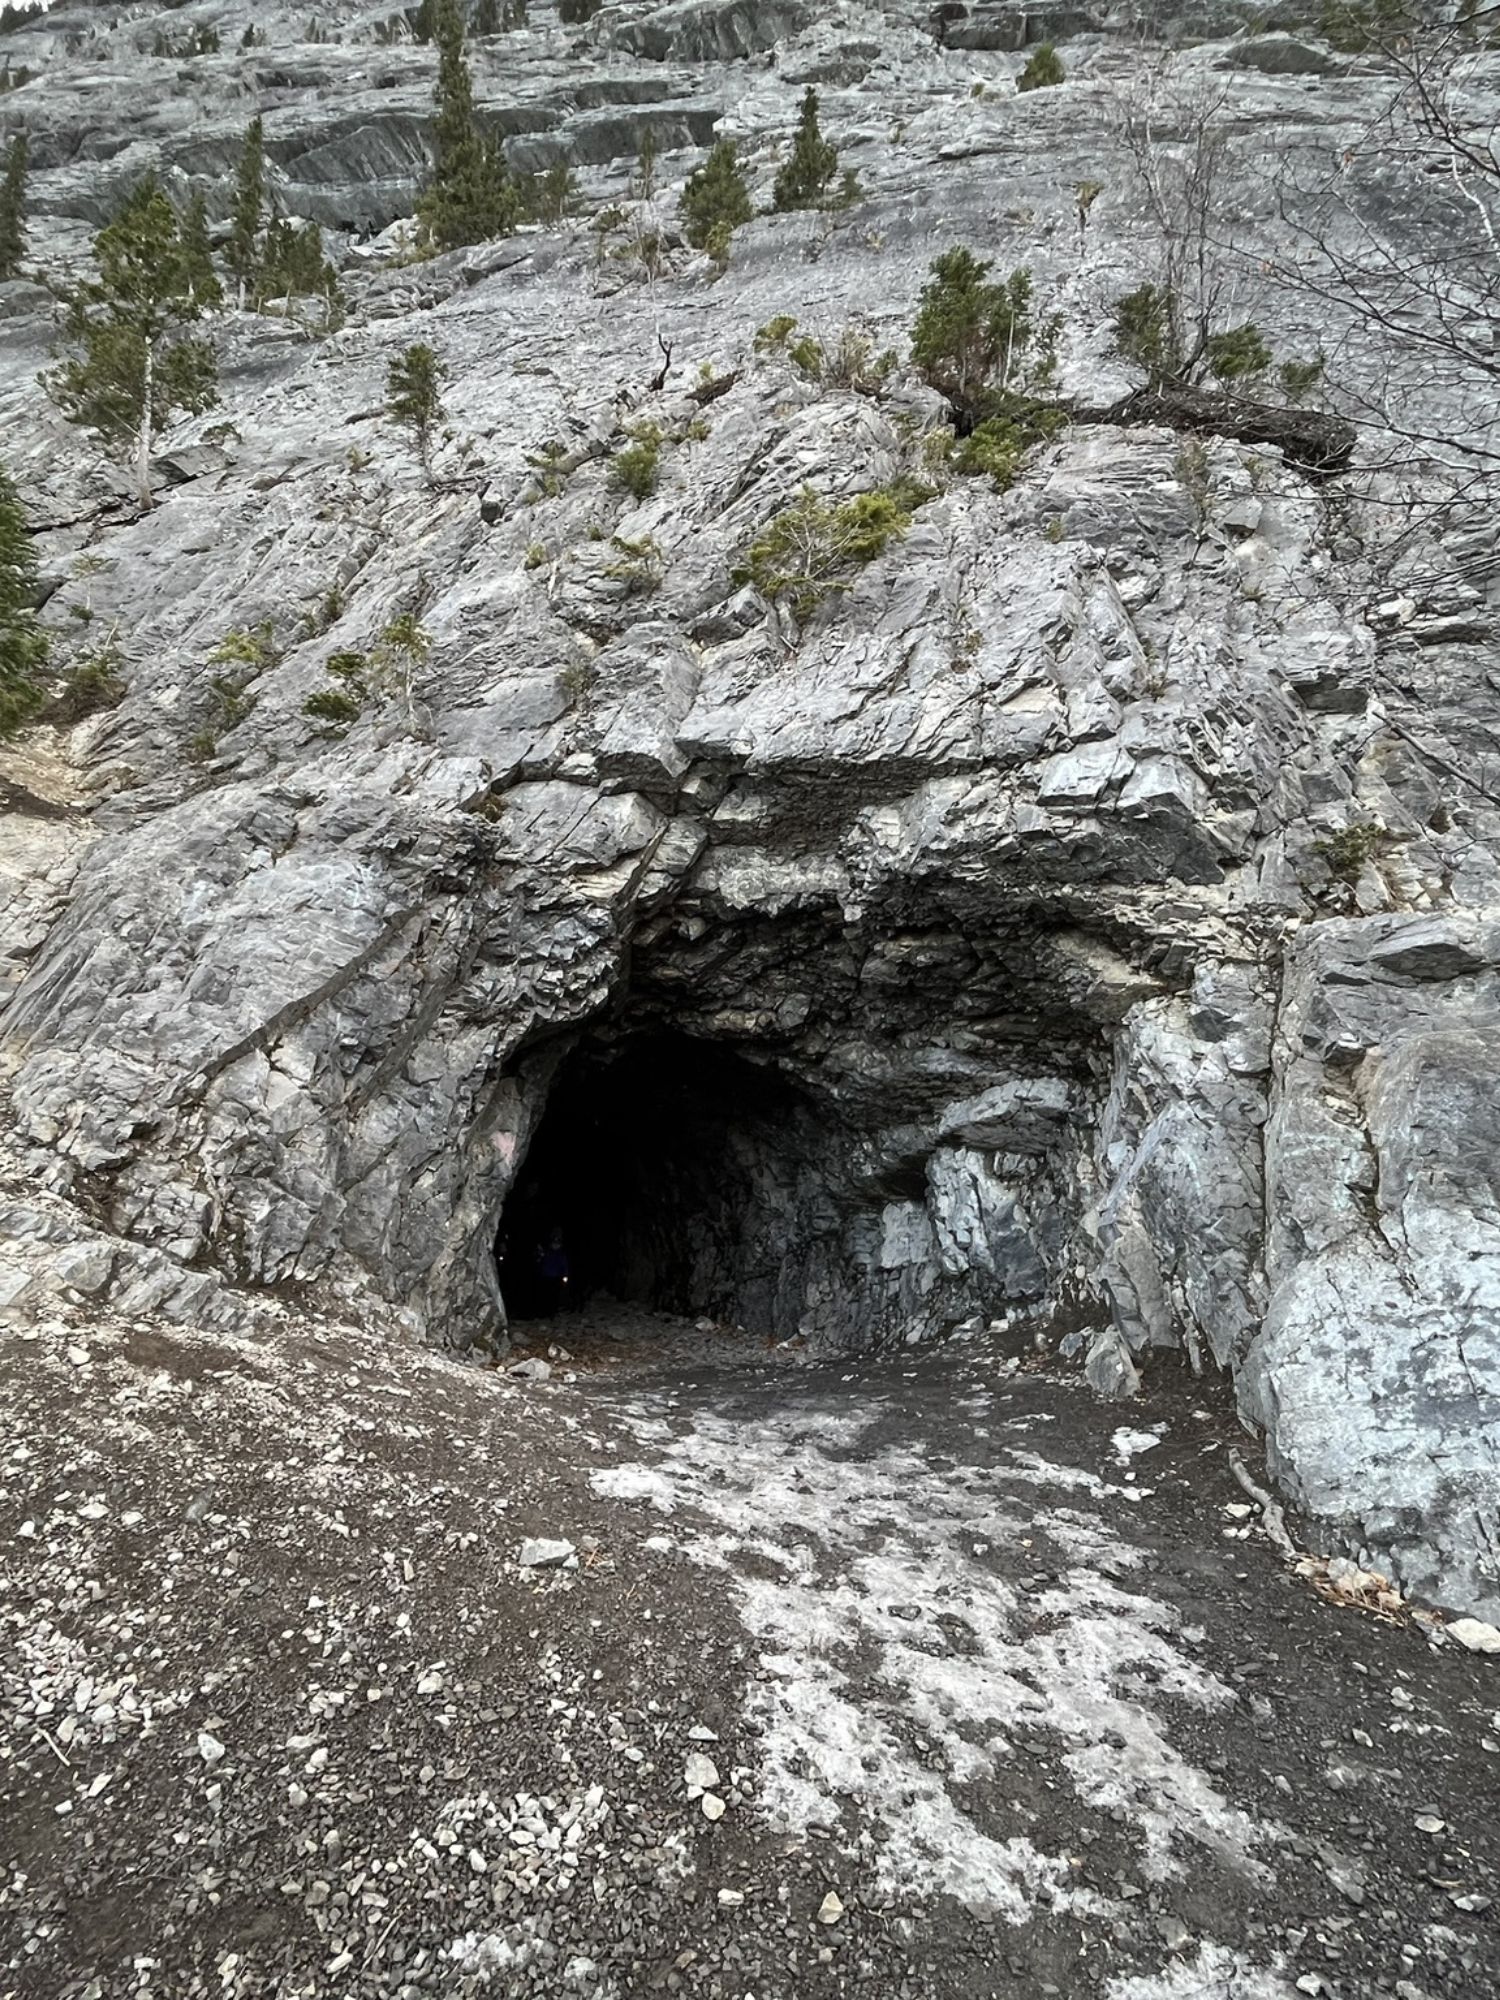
1,1300,1496,1998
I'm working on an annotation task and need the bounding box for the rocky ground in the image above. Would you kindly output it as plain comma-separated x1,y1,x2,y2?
3,1290,1497,1999
3,4,1500,1987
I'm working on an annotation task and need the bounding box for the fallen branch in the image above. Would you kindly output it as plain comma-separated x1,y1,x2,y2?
1071,385,1357,478
1228,1448,1298,1559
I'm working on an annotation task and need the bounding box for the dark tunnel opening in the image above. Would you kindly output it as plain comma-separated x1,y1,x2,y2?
496,1030,818,1335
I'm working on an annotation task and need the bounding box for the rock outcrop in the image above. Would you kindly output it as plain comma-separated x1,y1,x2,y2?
1,0,1497,1619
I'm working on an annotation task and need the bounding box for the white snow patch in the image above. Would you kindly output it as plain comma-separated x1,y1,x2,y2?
597,1399,1273,1920
590,1463,680,1511
1106,1943,1300,1999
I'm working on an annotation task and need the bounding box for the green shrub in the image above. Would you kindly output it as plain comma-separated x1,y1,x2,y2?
953,401,1066,491
208,623,280,673
1314,822,1387,884
679,142,752,255
1278,355,1325,404
304,685,364,725
1111,282,1182,386
611,422,662,502
602,533,663,592
1017,43,1065,91
45,641,127,727
754,314,799,353
0,461,47,737
1205,324,1273,385
911,248,1060,423
735,482,924,620
387,342,447,475
1112,280,1326,404
303,620,431,730
772,87,848,212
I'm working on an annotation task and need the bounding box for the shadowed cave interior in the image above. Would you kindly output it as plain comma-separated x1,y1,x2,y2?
496,1030,833,1335
493,999,1078,1351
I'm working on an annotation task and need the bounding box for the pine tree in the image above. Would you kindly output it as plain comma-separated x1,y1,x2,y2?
910,247,1058,421
387,341,446,479
0,131,26,280
45,177,219,509
634,124,657,202
473,0,499,30
416,0,519,250
180,190,223,307
0,460,48,738
259,216,342,323
679,140,752,256
772,87,840,212
227,114,266,304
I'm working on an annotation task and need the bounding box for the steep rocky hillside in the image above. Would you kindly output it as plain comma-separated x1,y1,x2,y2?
1,0,1498,1646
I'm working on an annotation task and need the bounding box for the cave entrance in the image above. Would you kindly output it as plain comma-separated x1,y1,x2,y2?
496,1030,818,1339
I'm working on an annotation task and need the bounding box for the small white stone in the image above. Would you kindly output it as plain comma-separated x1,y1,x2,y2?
700,1793,726,1822
717,1888,744,1907
197,1732,226,1766
518,1537,575,1569
817,1890,845,1925
1447,1617,1500,1655
1415,1814,1445,1834
685,1751,719,1793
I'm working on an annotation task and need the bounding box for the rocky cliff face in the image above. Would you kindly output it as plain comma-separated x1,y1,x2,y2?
1,0,1497,1619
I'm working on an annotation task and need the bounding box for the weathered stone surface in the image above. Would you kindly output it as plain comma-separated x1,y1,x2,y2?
0,0,1498,1620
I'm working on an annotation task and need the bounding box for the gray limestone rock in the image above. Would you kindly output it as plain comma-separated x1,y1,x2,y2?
0,0,1497,1620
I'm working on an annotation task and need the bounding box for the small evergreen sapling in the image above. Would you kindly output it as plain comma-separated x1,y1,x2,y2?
678,141,752,261
387,341,446,477
736,483,921,621
772,87,842,212
910,247,1064,489
0,459,47,737
0,131,28,281
910,247,1059,416
45,177,219,509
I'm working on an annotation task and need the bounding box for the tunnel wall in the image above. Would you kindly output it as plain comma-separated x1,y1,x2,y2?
496,1023,1093,1350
